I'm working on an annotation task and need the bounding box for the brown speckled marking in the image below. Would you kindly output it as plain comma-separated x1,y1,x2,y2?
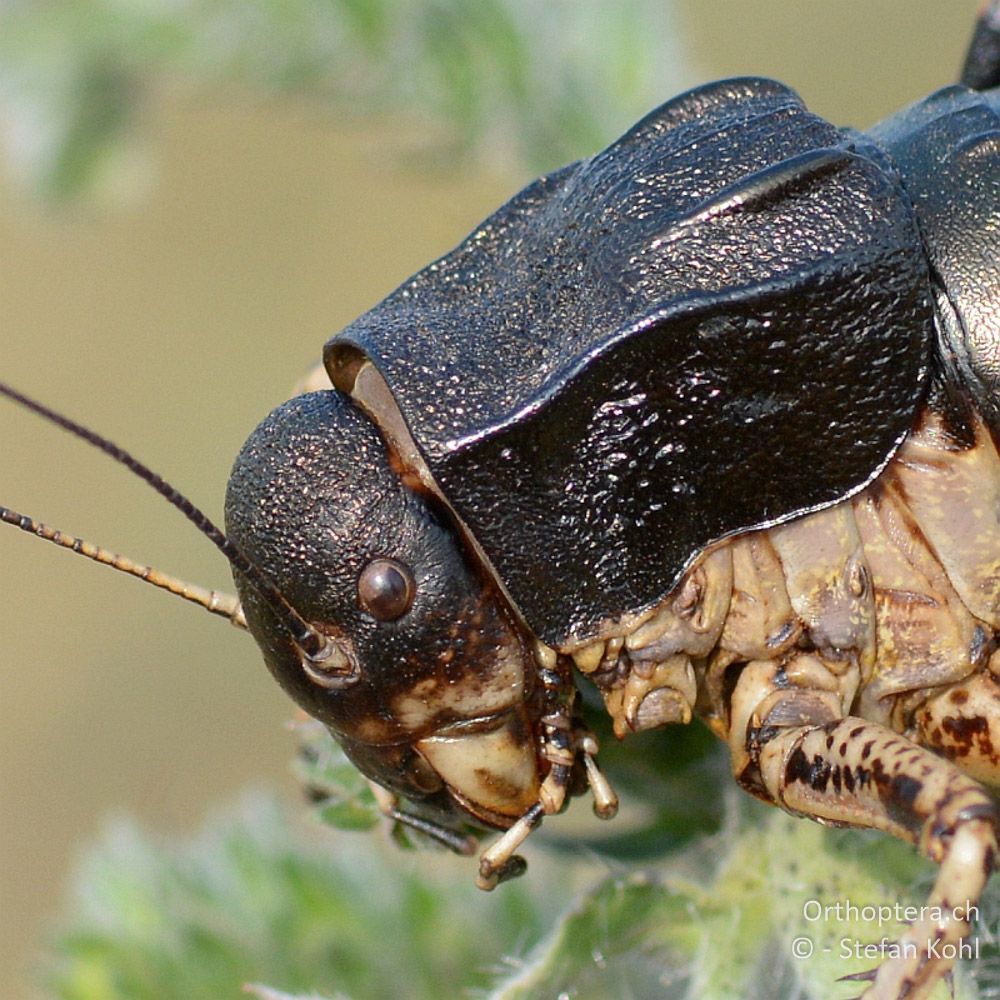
915,671,1000,784
943,713,990,748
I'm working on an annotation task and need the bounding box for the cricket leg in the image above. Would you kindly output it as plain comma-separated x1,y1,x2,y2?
758,718,997,1000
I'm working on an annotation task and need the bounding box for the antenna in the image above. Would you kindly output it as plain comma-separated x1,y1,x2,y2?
0,505,247,628
0,381,336,665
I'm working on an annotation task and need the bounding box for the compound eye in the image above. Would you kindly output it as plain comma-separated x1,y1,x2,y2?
358,558,415,621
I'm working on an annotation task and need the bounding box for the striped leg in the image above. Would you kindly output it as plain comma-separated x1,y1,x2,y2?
759,719,997,1000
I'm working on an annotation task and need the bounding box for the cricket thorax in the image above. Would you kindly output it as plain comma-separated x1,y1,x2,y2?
566,403,1000,784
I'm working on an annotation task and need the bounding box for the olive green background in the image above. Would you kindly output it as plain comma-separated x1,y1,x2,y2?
0,2,983,997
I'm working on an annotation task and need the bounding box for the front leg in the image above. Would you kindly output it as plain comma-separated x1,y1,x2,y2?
756,715,996,999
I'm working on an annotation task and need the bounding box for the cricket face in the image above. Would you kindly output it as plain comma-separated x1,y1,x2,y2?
226,389,548,830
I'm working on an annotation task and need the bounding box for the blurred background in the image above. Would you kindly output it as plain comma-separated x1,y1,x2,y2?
0,1,985,996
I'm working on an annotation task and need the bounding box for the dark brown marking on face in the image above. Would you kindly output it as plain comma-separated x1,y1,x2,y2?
506,705,531,750
392,582,533,736
950,690,970,706
861,740,875,761
473,767,527,804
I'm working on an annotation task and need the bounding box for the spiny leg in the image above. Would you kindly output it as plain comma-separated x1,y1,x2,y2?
758,718,997,1000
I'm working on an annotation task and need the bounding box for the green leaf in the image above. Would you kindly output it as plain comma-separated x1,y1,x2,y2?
292,719,382,834
45,793,566,1000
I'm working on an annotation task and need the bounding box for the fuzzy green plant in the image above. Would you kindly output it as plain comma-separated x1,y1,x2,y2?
0,0,692,200
46,721,1000,1000
45,792,557,1000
